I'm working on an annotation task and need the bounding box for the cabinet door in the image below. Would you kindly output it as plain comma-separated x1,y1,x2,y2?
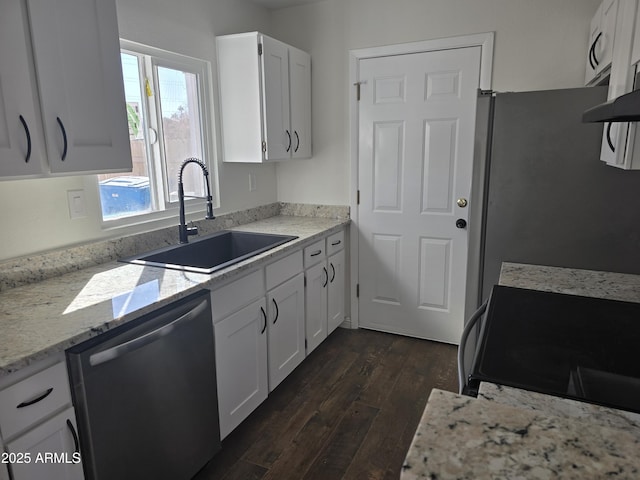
267,273,305,390
261,35,291,161
585,3,603,85
27,0,131,174
215,298,268,439
597,0,618,72
327,249,345,335
6,407,83,480
289,47,312,159
305,262,328,355
0,0,46,177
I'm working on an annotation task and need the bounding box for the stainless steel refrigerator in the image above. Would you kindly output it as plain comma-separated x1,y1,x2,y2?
476,86,640,303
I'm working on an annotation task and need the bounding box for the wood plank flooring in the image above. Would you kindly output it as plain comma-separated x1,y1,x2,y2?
194,328,458,480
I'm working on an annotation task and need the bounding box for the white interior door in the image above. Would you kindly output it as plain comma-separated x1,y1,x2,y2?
357,46,481,344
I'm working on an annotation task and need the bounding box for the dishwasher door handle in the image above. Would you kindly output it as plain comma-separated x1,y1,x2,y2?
89,299,208,367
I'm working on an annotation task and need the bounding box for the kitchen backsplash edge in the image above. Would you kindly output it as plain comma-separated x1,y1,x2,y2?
0,202,349,292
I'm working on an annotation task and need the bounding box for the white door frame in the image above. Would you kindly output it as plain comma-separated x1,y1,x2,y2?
348,33,495,330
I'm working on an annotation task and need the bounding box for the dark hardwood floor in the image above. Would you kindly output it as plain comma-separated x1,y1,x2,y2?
194,327,458,480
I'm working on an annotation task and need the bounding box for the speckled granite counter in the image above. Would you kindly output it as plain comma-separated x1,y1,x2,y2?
0,215,349,377
402,262,640,479
403,389,640,479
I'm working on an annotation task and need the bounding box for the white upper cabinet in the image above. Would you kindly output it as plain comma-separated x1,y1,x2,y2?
0,0,131,179
217,32,312,163
585,0,619,85
598,0,640,169
27,0,131,174
0,0,47,178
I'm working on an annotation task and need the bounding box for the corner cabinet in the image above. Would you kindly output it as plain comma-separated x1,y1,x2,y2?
216,32,311,163
0,0,131,179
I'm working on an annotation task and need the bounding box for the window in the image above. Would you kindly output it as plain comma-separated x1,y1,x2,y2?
98,41,217,223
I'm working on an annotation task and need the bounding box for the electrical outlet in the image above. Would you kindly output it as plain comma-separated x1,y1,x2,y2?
67,189,87,219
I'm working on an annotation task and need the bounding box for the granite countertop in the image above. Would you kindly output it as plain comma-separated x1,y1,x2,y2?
402,262,640,479
0,215,349,377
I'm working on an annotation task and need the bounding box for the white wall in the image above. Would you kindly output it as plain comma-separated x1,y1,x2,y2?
272,0,602,206
0,0,274,262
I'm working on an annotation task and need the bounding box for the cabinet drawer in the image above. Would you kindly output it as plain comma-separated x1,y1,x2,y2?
266,251,303,290
326,230,345,256
211,269,265,322
0,362,71,440
304,240,325,268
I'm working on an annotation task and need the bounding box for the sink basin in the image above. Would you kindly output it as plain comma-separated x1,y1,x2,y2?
120,230,298,274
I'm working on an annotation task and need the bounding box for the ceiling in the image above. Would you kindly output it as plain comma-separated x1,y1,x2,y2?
249,0,325,10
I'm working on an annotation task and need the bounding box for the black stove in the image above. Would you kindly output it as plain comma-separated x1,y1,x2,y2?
467,285,640,413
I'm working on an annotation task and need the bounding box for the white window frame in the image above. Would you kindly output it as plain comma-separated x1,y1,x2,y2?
98,39,219,230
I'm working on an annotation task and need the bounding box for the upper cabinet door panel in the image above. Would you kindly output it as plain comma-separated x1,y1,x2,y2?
289,47,311,159
0,0,46,177
261,35,290,161
27,0,131,174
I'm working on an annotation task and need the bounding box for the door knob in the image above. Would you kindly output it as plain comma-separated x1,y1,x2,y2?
456,219,467,229
457,198,468,208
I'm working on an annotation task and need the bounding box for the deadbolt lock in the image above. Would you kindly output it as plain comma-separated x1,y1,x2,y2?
457,198,468,208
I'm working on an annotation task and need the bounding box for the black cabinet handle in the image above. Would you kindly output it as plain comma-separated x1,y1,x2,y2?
67,419,80,454
260,306,267,334
286,130,291,153
16,387,53,408
606,122,615,152
331,240,341,246
294,131,300,152
592,32,602,67
272,298,279,324
19,115,31,163
322,266,328,288
330,263,336,283
310,250,322,257
56,117,68,161
588,38,597,70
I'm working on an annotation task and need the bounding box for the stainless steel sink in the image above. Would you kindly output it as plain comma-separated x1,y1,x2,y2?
120,230,298,274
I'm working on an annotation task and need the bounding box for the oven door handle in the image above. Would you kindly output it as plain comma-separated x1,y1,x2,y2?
457,301,488,394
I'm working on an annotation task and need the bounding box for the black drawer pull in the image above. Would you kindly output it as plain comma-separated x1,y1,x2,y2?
331,240,341,246
17,387,53,408
310,250,322,257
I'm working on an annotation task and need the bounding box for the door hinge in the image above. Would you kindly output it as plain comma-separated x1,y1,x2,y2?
356,283,360,298
262,141,267,153
357,190,360,205
258,43,263,56
354,81,362,101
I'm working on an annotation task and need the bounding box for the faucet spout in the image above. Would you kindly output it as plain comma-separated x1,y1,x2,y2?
178,157,216,244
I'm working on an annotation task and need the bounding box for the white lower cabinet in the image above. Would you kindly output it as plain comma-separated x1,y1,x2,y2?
304,229,346,355
5,408,82,480
327,249,346,335
214,298,268,439
0,359,83,480
212,250,305,438
305,261,328,354
267,273,306,390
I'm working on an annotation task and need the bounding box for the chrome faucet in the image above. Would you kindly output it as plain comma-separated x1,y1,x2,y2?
178,157,215,243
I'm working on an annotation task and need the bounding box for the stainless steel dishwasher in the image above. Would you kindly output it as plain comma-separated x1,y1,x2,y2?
67,290,220,480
